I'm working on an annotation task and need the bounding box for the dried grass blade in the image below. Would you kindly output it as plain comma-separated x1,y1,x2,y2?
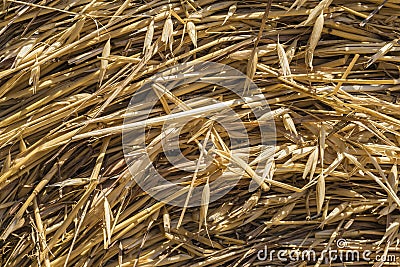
108,0,130,25
365,38,399,68
42,137,110,257
13,40,35,67
286,38,298,64
222,4,237,26
270,202,296,223
316,174,325,214
178,124,213,229
29,57,40,94
199,182,210,232
19,135,26,153
319,124,326,165
303,146,318,180
300,0,332,26
388,164,398,206
1,150,11,174
305,11,324,70
360,0,388,27
320,202,349,227
331,54,360,95
215,150,302,192
289,0,308,11
163,208,171,234
99,39,111,86
104,197,112,248
277,39,292,80
282,113,297,136
187,21,197,48
161,16,174,52
376,221,399,246
66,18,86,44
344,152,400,207
245,48,258,90
143,19,155,54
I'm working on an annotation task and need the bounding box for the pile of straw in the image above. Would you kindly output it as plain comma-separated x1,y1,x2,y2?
1,0,400,266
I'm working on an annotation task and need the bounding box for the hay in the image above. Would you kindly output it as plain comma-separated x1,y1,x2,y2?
1,0,400,266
